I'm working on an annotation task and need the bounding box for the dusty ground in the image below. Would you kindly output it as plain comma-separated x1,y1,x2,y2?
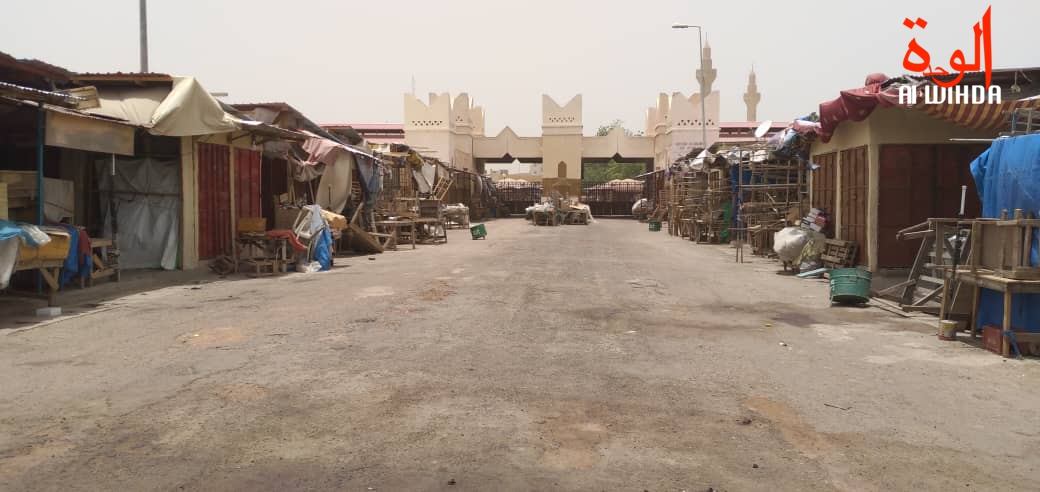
1,218,1039,491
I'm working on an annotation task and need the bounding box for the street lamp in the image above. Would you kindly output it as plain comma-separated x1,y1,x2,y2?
671,23,708,152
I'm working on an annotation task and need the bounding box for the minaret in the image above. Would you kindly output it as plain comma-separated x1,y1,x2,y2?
743,67,761,121
695,36,717,99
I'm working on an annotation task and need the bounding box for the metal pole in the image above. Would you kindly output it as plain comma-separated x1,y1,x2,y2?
36,107,45,293
696,26,707,152
139,0,149,73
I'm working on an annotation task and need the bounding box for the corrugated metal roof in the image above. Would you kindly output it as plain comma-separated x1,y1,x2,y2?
718,121,786,129
323,123,404,131
0,80,83,106
0,51,74,83
72,72,174,83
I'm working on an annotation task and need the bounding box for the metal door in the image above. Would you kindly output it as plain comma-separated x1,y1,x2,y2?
197,142,231,259
235,148,262,219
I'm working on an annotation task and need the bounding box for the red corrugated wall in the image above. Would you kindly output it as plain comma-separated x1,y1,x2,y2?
235,148,262,219
198,143,231,259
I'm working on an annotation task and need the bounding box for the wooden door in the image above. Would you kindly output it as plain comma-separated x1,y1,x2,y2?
811,152,837,214
878,145,934,268
839,146,868,265
877,144,987,268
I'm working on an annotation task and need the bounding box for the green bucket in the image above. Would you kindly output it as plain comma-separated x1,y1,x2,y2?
829,268,872,304
648,221,662,232
470,223,487,240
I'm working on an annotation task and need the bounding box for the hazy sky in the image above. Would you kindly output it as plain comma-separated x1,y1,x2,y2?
2,0,1036,136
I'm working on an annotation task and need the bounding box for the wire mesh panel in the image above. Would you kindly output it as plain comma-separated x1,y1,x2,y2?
494,181,543,216
580,181,643,216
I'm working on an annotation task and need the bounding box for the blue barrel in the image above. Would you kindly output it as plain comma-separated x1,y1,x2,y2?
830,268,872,304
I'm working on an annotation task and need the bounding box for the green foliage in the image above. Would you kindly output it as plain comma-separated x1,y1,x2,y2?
582,161,646,182
596,119,632,137
586,119,645,181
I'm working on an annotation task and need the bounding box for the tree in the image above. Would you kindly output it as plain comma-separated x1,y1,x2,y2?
596,119,634,137
584,120,646,182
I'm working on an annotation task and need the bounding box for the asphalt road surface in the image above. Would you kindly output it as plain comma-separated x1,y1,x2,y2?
2,219,1038,491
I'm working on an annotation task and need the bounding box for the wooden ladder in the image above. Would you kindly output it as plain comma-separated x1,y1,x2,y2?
878,222,972,316
432,175,453,201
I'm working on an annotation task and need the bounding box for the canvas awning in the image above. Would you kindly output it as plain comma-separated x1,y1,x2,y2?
85,86,168,127
300,130,375,164
1,96,136,155
149,77,239,136
45,107,135,156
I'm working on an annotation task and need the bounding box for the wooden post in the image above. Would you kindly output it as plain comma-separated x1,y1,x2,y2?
1002,288,1012,357
970,284,981,338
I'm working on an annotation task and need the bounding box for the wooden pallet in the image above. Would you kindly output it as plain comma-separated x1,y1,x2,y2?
821,239,857,268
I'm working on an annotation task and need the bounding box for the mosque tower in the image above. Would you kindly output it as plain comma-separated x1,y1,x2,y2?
743,67,761,121
695,36,717,98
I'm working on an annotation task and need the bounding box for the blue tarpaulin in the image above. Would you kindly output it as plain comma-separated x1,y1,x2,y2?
969,134,1040,332
314,226,333,271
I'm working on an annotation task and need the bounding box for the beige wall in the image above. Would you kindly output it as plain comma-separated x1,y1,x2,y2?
581,128,654,160
810,107,996,271
179,136,199,269
473,127,543,160
542,135,582,179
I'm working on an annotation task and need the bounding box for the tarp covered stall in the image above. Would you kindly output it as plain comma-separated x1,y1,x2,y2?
315,153,353,216
96,157,181,270
85,85,168,128
970,134,1040,332
149,77,239,136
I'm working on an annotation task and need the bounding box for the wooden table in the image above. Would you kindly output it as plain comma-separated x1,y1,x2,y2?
375,220,416,250
413,217,448,244
532,210,558,226
84,237,119,287
235,234,289,276
13,259,63,306
959,271,1040,357
564,210,589,225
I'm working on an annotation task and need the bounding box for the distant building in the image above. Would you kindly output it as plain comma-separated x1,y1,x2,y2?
322,123,404,146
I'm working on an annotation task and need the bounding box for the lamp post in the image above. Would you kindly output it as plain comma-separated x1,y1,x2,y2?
140,0,149,73
671,23,708,151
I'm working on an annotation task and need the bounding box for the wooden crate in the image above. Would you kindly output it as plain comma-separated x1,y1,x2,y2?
969,211,1040,280
419,199,442,218
237,217,267,233
822,239,858,268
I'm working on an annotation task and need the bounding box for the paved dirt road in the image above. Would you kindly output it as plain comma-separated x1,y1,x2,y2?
2,219,1039,491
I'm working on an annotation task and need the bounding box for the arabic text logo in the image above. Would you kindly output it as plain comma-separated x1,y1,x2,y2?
898,6,1001,105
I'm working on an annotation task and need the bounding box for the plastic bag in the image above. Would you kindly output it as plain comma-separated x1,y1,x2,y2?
19,224,52,248
773,227,810,263
302,261,322,273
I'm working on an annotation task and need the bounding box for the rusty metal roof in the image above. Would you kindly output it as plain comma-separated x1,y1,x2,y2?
0,80,82,106
0,51,74,86
71,72,174,84
323,123,404,131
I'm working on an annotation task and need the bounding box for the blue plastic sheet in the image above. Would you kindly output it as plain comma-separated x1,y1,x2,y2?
0,220,35,244
56,225,92,287
314,226,333,272
969,134,1040,332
